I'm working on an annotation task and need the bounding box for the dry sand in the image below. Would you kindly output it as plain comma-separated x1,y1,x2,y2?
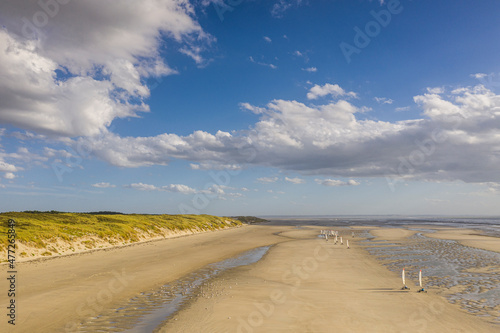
1,224,498,332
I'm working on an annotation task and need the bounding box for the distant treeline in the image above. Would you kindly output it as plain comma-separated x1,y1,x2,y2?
22,210,66,214
22,210,124,215
233,216,268,224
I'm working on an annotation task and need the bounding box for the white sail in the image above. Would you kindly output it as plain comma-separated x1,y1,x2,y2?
419,270,422,287
402,269,405,285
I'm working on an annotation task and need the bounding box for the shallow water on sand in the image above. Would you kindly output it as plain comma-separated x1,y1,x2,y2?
365,233,500,323
76,246,270,333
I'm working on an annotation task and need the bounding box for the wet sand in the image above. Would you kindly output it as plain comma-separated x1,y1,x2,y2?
1,224,498,332
158,227,498,332
366,228,500,324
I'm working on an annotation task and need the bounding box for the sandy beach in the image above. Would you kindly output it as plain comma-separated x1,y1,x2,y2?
1,222,498,332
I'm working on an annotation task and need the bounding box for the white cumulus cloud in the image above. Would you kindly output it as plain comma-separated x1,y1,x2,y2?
271,0,304,17
92,182,116,188
315,179,360,187
257,177,279,183
285,177,305,184
374,97,394,104
162,184,197,194
307,83,357,100
426,87,445,94
4,172,16,180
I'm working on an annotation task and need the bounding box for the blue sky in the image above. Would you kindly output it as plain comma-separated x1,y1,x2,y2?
1,0,500,215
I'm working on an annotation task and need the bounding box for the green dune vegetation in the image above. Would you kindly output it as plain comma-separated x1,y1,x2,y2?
0,212,244,261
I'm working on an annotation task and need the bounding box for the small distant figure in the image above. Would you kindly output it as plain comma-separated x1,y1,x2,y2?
347,239,350,249
417,270,427,293
352,231,355,238
340,236,343,245
401,268,410,290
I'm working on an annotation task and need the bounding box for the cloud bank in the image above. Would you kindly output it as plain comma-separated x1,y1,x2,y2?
79,83,500,185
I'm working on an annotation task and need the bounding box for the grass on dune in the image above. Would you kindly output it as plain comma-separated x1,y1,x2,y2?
0,212,242,251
